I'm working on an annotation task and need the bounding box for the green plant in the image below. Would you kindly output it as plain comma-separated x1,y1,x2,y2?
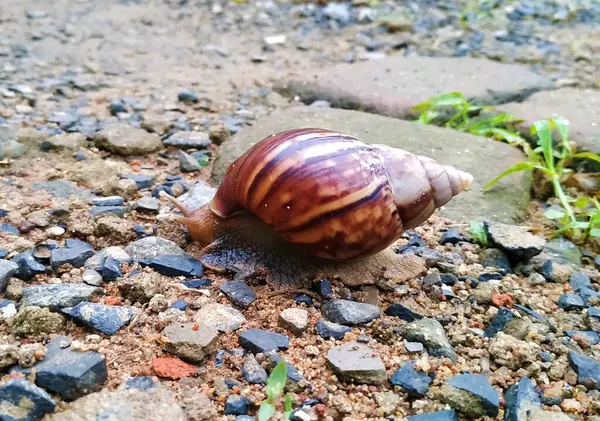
469,220,488,247
411,92,530,152
484,116,600,242
258,360,293,421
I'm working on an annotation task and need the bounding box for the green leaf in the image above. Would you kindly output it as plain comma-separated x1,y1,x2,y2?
573,196,590,209
570,152,600,165
590,228,600,238
258,402,276,421
411,92,466,114
544,207,565,220
266,360,287,401
484,162,549,191
532,119,554,170
549,116,569,144
284,393,293,419
488,128,527,145
469,220,488,247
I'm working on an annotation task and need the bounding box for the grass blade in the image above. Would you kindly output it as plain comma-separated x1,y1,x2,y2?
266,360,287,401
258,402,276,421
484,162,549,191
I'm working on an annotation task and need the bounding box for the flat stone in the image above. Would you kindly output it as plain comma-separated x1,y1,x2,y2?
224,395,249,416
219,280,257,307
194,303,245,332
321,299,380,325
89,206,129,217
43,378,185,421
51,247,95,270
22,284,103,310
401,318,456,362
122,174,154,190
0,378,56,421
481,248,512,274
31,180,92,199
570,272,593,292
314,319,351,340
565,330,600,346
94,123,163,156
0,259,19,293
326,341,386,384
274,56,552,119
406,410,459,421
162,322,218,363
125,236,186,261
61,302,136,335
440,374,500,418
390,360,432,397
40,132,86,152
558,293,585,311
586,307,600,332
12,336,107,400
82,269,103,286
12,251,47,280
498,88,600,155
164,131,211,149
485,222,546,260
90,196,125,206
212,106,531,223
238,329,289,354
179,150,202,172
504,377,542,421
568,351,600,389
242,354,268,384
171,181,216,211
133,197,160,214
485,307,515,337
385,303,425,322
279,308,308,336
140,255,203,277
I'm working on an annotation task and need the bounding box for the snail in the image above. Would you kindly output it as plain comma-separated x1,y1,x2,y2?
161,128,472,288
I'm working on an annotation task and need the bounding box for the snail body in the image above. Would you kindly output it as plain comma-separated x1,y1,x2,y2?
163,128,472,264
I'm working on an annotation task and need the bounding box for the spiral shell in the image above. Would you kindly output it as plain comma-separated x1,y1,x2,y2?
211,128,472,261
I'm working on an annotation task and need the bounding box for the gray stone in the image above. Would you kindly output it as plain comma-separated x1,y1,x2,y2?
11,336,107,400
498,88,600,155
164,131,211,149
133,197,160,214
94,123,163,156
212,106,531,223
125,236,186,261
486,222,546,260
179,150,202,173
439,374,500,418
0,259,19,293
0,125,26,159
82,269,103,286
274,56,553,120
321,299,380,325
194,302,245,332
0,378,56,421
504,377,542,421
40,133,86,152
21,283,103,310
62,302,136,335
242,354,268,384
31,180,92,199
162,322,218,363
170,181,216,212
43,378,185,421
278,308,308,336
326,341,386,384
401,318,456,362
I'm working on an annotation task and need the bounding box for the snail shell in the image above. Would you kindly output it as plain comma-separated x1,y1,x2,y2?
210,128,472,261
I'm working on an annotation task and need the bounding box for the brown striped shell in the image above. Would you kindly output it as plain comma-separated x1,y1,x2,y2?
210,128,473,261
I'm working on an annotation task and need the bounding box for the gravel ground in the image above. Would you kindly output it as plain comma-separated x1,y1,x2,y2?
1,0,600,420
